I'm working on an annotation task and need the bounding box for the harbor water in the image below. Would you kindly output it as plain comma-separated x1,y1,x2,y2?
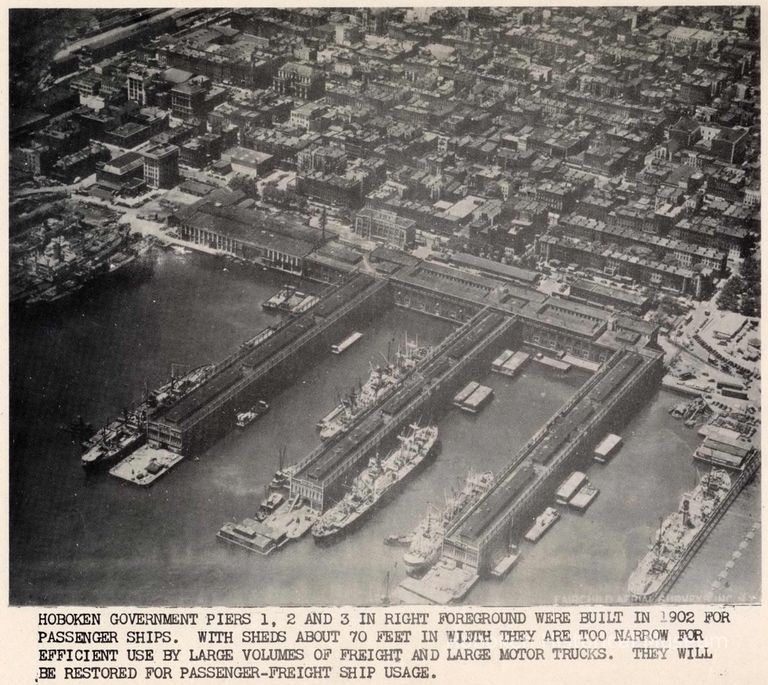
9,251,759,605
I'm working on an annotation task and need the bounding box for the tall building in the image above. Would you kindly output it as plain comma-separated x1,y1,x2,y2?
354,207,416,249
273,62,325,100
142,144,179,188
170,77,210,120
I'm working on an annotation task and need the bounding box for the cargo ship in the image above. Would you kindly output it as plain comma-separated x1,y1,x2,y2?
81,363,213,467
317,336,430,441
312,424,440,540
403,470,494,576
628,468,731,602
235,400,270,428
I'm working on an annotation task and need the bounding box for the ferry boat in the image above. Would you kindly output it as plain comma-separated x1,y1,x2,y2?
331,331,363,354
628,468,731,602
403,470,494,576
235,400,270,428
312,424,440,541
524,507,561,543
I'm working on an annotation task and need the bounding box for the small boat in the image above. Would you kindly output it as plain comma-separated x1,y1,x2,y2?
269,447,291,491
236,400,270,428
258,490,285,517
524,507,560,543
384,534,412,547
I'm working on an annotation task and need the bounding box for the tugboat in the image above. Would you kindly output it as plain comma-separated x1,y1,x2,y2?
60,415,95,443
255,486,285,521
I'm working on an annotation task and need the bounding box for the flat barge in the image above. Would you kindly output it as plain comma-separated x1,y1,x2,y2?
453,382,494,414
332,331,363,354
555,471,587,505
594,433,622,463
492,349,530,377
109,445,184,486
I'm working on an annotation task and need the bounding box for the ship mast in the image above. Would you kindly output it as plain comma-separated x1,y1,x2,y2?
381,570,391,606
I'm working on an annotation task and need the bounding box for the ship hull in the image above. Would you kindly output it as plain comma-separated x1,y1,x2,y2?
402,469,493,577
313,432,440,542
81,433,146,469
627,470,732,602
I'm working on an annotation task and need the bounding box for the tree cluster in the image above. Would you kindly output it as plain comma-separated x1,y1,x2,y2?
716,254,760,317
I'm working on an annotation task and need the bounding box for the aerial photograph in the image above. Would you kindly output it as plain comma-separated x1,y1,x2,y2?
8,6,761,607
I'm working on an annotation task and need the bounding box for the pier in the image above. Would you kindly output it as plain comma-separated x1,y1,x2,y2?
290,308,517,511
441,347,665,576
635,453,761,603
110,255,664,486
146,273,390,455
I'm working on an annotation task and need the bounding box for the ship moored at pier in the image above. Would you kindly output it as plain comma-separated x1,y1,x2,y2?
312,424,440,541
81,363,214,468
628,468,732,602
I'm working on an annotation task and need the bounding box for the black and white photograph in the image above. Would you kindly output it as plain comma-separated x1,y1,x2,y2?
8,5,761,611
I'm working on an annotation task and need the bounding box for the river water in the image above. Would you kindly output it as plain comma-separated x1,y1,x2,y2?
9,251,758,606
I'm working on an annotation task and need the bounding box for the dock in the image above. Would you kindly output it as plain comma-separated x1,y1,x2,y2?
453,382,494,413
441,348,664,574
263,286,319,315
147,273,389,456
291,309,515,512
109,445,184,486
594,433,622,463
394,560,479,604
492,350,530,377
218,502,317,555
